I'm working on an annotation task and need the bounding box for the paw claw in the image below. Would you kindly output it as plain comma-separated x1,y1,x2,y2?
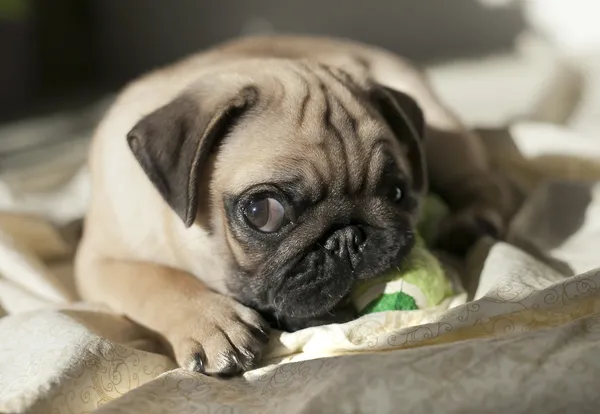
191,350,206,373
474,216,500,239
171,298,270,376
250,326,270,344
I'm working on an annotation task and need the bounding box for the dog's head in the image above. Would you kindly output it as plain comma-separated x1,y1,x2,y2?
126,60,427,329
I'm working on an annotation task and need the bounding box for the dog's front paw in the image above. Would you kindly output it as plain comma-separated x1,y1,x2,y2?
434,205,504,257
168,295,270,376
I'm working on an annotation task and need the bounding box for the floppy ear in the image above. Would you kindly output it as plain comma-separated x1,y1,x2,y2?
127,85,259,227
371,86,427,196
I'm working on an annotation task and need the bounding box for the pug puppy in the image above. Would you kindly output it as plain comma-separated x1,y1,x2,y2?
75,35,514,376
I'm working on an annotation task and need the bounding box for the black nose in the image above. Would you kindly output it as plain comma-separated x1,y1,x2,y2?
324,226,366,270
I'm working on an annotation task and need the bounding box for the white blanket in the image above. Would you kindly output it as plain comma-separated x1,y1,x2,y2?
1,122,600,413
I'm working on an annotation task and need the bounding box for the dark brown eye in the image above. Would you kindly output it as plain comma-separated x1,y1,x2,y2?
391,185,403,203
244,197,286,233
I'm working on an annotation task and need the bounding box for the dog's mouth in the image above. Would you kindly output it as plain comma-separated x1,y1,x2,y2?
232,227,416,331
269,249,355,319
268,235,414,320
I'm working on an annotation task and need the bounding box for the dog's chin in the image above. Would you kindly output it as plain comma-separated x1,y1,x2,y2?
267,300,357,332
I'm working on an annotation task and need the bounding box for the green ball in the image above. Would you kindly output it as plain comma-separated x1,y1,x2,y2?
361,291,419,314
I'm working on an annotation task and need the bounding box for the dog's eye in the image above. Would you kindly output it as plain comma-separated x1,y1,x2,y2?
390,185,403,203
244,197,286,233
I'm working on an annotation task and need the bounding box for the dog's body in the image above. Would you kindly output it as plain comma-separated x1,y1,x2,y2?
75,35,514,376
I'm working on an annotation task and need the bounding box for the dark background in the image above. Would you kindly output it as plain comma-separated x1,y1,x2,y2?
0,0,526,123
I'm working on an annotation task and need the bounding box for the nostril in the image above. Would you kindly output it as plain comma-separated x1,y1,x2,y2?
348,226,366,251
353,235,364,252
324,236,340,253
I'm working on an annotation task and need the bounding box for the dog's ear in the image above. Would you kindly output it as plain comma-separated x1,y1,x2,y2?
371,86,427,196
127,85,259,227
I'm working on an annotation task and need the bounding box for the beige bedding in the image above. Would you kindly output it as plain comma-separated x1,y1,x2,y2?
1,122,600,413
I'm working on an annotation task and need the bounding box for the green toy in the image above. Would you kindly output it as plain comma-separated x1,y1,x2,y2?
350,195,454,316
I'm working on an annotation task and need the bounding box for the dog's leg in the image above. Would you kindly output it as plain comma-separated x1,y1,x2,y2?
75,253,269,375
413,86,516,255
423,126,517,255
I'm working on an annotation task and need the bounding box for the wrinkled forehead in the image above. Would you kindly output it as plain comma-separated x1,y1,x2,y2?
211,64,413,196
212,112,412,199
